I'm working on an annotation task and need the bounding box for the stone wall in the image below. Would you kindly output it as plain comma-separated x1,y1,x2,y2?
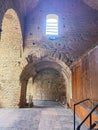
0,8,23,107
19,59,71,107
0,0,71,108
26,68,66,104
24,0,98,66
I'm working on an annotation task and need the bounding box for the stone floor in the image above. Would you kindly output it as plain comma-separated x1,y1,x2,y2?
0,101,87,130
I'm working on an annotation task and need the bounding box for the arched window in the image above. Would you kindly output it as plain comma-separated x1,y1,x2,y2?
46,14,58,35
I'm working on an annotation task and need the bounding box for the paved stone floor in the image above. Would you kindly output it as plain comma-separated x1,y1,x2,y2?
0,101,87,130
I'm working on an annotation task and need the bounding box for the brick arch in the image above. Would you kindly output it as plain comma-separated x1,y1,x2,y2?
19,59,71,107
34,60,72,105
0,9,23,107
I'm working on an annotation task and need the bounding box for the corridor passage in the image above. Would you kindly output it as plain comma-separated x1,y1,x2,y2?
0,101,86,130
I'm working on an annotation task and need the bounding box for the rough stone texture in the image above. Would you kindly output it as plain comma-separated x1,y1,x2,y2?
0,0,24,40
19,59,71,108
0,0,98,110
0,101,87,130
24,0,98,66
26,68,66,104
0,9,23,107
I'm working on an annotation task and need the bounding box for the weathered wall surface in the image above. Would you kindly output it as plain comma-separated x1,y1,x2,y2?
71,45,98,126
3,0,98,109
24,0,98,66
19,59,71,107
26,68,66,104
0,8,23,107
0,0,24,40
71,45,98,107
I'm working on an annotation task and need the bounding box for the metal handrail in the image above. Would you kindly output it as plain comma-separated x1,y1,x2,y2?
74,98,90,130
77,104,98,130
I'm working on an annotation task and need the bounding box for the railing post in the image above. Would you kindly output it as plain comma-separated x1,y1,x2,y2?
76,104,98,130
90,114,92,129
77,125,80,130
74,99,89,130
74,104,75,130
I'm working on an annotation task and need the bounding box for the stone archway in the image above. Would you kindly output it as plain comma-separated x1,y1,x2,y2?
34,60,72,104
0,9,23,107
19,58,71,108
19,63,36,107
26,68,66,104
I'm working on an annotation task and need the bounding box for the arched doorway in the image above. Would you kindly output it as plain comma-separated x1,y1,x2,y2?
0,9,23,107
19,59,72,108
26,68,66,105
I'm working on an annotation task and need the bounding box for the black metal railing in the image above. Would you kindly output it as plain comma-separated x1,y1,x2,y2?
74,98,91,130
77,104,98,130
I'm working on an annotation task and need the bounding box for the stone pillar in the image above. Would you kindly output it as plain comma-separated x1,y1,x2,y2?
19,80,28,108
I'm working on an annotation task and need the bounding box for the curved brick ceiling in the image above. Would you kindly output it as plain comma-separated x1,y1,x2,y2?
83,0,98,10
13,0,98,15
13,0,40,15
13,0,98,65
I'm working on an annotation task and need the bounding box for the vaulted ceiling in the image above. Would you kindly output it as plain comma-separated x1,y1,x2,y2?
12,0,98,65
13,0,98,16
83,0,98,10
13,0,40,16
